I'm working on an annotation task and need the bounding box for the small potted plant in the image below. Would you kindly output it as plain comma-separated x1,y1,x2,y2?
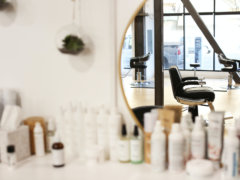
59,34,85,55
0,0,7,8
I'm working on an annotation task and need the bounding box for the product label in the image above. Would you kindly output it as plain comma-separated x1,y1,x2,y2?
151,139,166,170
191,136,205,159
130,139,142,162
169,139,184,157
118,140,130,162
34,134,45,156
52,149,64,166
208,119,223,160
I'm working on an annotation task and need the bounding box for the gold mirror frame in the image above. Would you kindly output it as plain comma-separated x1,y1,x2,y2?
118,0,147,131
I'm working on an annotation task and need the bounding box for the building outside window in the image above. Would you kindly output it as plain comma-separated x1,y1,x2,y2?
164,0,240,71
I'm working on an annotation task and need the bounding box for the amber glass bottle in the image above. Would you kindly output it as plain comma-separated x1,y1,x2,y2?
52,136,65,168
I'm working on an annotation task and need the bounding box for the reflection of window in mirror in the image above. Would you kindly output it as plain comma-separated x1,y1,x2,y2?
120,0,155,108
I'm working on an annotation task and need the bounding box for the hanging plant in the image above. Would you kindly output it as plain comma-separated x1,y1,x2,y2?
56,0,85,55
0,0,7,8
60,35,85,55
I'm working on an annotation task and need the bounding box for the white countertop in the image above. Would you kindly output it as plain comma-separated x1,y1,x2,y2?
0,156,228,180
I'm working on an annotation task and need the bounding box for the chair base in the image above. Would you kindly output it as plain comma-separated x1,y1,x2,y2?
188,106,198,122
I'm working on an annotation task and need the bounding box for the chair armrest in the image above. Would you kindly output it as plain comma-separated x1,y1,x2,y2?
178,81,200,89
182,77,198,81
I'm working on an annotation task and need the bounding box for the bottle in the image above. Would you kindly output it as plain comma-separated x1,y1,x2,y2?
34,122,45,156
181,114,192,163
151,121,166,172
130,125,143,164
143,112,154,164
191,117,205,159
168,123,185,172
7,145,16,169
235,116,240,174
97,107,109,160
118,123,130,163
74,102,85,160
108,107,122,161
223,127,239,178
84,107,97,148
46,118,56,153
52,135,65,168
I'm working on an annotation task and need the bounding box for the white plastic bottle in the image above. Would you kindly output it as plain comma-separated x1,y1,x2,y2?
84,107,97,148
74,102,85,159
191,116,205,159
223,127,239,178
34,122,45,156
108,107,122,161
151,121,166,172
130,125,143,164
168,123,185,172
181,114,192,163
46,118,56,153
97,107,109,160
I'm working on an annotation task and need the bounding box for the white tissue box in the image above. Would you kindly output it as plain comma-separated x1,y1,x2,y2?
0,125,31,164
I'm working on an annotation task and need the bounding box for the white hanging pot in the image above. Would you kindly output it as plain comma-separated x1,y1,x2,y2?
56,0,85,55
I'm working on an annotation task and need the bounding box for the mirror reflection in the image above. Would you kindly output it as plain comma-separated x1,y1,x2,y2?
120,0,240,128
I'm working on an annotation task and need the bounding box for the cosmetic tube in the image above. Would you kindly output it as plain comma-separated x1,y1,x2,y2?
207,112,224,168
222,127,239,178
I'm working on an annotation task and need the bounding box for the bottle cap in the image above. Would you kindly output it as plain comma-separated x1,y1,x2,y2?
153,120,163,133
144,112,154,133
121,124,127,136
227,127,237,137
171,123,181,133
133,125,139,137
194,116,203,131
7,145,15,153
48,118,55,131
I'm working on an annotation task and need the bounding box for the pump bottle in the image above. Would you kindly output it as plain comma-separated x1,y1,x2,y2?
151,121,166,172
181,114,192,163
34,122,45,156
168,123,185,172
191,116,205,159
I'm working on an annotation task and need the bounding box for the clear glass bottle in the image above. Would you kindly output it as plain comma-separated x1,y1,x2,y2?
130,125,143,164
118,124,130,163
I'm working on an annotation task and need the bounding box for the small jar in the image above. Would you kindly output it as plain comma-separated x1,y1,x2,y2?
52,136,65,168
7,145,16,168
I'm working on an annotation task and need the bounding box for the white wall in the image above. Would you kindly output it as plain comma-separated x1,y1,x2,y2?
0,0,144,121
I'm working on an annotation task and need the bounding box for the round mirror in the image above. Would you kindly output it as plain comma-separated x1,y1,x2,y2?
119,0,158,130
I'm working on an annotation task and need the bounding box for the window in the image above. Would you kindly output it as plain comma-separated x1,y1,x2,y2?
164,0,240,71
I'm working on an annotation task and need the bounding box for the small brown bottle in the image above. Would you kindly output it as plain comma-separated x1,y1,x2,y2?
52,136,65,168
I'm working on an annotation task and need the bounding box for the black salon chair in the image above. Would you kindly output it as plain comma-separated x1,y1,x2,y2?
130,53,150,83
218,53,240,90
169,66,215,121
